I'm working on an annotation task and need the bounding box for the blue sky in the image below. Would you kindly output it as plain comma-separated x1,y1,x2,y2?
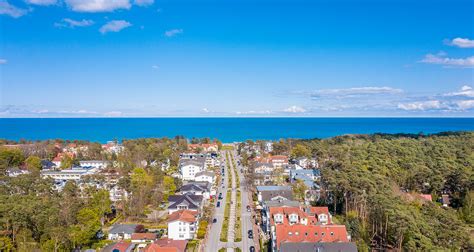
0,0,473,117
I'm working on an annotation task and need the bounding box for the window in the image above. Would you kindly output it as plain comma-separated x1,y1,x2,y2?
321,232,325,236
315,232,318,236
330,232,334,236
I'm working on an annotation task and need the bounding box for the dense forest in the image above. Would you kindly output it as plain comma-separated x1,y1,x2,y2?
269,132,473,250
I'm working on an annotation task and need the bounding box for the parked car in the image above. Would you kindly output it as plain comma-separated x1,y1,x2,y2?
248,233,253,239
217,201,221,207
218,193,223,199
246,205,251,212
249,246,255,252
248,230,253,235
213,218,217,223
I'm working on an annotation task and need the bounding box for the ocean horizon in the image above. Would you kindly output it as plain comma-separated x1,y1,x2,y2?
1,117,473,143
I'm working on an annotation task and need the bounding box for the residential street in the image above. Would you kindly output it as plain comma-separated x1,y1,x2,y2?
203,152,229,252
233,150,257,252
204,148,258,252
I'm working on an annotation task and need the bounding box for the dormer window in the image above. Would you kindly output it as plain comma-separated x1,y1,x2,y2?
330,232,334,236
295,232,299,235
288,232,292,236
321,232,325,236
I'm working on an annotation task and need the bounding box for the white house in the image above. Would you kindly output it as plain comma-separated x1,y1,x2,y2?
179,159,205,181
109,185,129,202
167,210,198,240
41,167,98,181
194,171,216,184
79,160,110,169
264,141,273,153
108,224,138,240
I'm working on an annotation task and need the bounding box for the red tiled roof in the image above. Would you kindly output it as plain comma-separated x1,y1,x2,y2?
146,239,187,252
112,241,133,252
188,143,218,149
131,233,156,240
419,194,432,201
269,155,288,161
167,210,198,223
309,206,331,224
275,224,350,249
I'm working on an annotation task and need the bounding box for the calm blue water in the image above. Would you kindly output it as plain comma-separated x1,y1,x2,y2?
0,118,473,143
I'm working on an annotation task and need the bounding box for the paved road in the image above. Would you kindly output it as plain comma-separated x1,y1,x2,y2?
226,151,237,251
205,149,258,252
204,152,229,252
233,150,257,252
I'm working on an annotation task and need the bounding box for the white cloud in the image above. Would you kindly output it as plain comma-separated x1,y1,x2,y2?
99,20,131,34
236,110,273,115
0,1,28,18
0,59,6,64
55,18,94,28
283,105,306,113
397,100,442,111
164,29,183,37
25,0,57,5
311,86,403,98
420,53,474,68
65,0,131,12
444,85,474,98
202,108,210,113
455,100,474,110
134,0,153,6
152,65,159,69
446,37,474,48
104,111,123,117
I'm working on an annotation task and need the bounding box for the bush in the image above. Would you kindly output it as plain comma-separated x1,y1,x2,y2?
197,220,208,239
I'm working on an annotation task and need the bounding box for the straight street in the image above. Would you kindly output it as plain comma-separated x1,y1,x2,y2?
204,152,229,252
233,149,257,252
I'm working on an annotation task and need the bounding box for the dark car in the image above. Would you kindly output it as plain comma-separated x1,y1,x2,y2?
248,233,253,239
217,201,221,207
213,218,217,223
249,246,255,252
248,230,253,235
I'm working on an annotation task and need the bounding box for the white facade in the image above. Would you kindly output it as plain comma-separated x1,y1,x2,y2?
194,173,216,184
79,160,109,169
167,220,197,240
264,142,273,153
109,186,128,202
52,160,61,167
180,164,204,181
108,232,132,240
41,167,98,181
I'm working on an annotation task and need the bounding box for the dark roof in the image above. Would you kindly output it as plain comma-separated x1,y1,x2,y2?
109,224,138,234
179,182,210,193
168,195,203,210
179,158,205,167
280,242,357,252
260,190,294,202
41,160,56,168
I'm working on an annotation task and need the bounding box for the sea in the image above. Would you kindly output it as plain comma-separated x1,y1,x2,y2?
0,118,473,143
